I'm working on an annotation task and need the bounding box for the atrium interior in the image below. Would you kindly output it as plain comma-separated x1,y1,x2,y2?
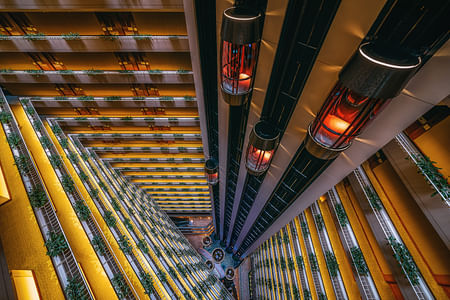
0,0,448,299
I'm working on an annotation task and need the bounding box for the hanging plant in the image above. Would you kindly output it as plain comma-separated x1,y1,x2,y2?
89,188,99,200
123,217,133,231
24,33,46,41
64,277,87,300
45,231,68,257
74,201,90,221
118,235,132,255
49,155,62,168
387,236,419,285
364,187,383,211
334,203,348,226
292,286,300,299
300,221,309,236
303,289,312,300
308,254,318,272
140,272,154,296
79,171,89,182
61,175,75,193
318,292,327,300
14,155,30,174
77,96,94,101
28,187,48,208
40,136,52,149
156,270,168,284
296,256,304,270
59,138,69,149
280,259,286,270
91,234,107,256
314,214,324,231
0,111,12,124
103,211,116,227
168,267,177,278
412,155,450,201
325,251,339,277
67,151,79,164
25,106,35,115
32,121,42,131
111,198,121,211
61,32,80,40
85,69,104,75
111,273,130,298
287,257,295,271
137,239,149,254
350,246,369,276
51,124,62,134
7,133,21,148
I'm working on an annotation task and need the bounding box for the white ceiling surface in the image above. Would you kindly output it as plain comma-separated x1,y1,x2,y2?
243,39,450,257
233,0,386,250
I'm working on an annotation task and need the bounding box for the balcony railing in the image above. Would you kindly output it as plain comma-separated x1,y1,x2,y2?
354,167,434,300
395,132,449,207
0,92,93,299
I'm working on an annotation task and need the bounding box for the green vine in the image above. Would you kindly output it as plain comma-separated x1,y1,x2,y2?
325,251,339,278
65,277,88,300
111,273,130,298
40,136,52,149
137,239,149,254
0,111,12,124
61,175,75,193
412,154,450,201
91,234,107,256
28,187,48,208
308,253,318,272
314,214,324,231
334,203,348,226
7,133,21,148
45,231,68,257
118,235,132,254
364,187,383,210
300,221,309,236
49,155,62,168
350,246,369,276
303,289,312,300
140,272,154,295
61,32,80,40
14,155,30,174
74,201,90,221
103,211,116,227
387,236,419,285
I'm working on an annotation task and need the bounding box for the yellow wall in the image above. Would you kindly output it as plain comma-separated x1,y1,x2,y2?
414,116,450,179
305,209,336,300
336,182,397,299
0,162,10,205
11,104,117,299
0,124,64,300
318,200,360,299
368,161,449,298
10,270,41,300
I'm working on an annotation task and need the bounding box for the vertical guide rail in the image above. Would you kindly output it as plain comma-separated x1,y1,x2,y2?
327,188,380,300
0,93,93,299
353,167,433,300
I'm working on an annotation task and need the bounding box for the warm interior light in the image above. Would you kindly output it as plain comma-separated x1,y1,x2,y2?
238,73,251,92
247,145,274,173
